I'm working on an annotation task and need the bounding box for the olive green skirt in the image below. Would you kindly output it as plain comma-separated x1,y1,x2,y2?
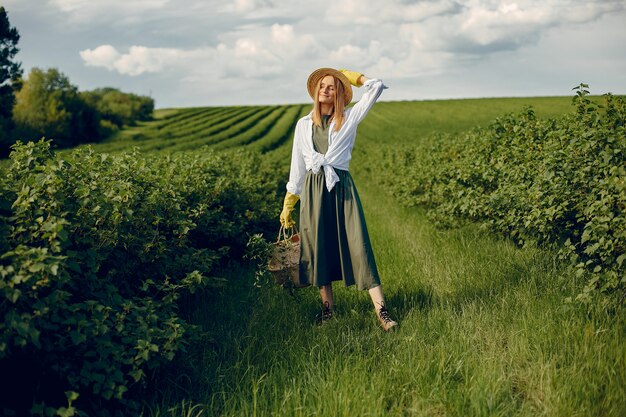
296,168,381,290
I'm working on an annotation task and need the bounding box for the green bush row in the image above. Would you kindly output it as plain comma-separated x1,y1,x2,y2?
377,86,625,302
248,105,306,154
0,139,280,416
213,106,289,150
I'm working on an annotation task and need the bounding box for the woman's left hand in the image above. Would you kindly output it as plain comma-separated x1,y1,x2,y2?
339,69,365,87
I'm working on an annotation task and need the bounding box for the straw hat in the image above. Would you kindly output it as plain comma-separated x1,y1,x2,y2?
307,68,353,104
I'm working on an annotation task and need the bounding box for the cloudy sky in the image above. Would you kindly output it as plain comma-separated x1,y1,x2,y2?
5,0,626,108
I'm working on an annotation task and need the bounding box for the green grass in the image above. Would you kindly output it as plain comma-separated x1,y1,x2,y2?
58,95,585,156
361,96,578,143
134,96,624,416
3,96,623,415
146,171,625,417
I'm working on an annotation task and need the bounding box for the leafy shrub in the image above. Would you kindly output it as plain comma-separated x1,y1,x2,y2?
377,86,626,302
0,139,280,416
80,88,154,128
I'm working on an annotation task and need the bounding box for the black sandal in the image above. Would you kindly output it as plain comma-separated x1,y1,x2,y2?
315,301,334,324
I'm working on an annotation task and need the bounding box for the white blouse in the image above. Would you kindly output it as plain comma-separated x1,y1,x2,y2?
286,78,387,196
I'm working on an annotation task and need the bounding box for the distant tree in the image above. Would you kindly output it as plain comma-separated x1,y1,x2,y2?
11,69,154,153
81,87,154,128
132,93,155,121
0,6,23,157
13,67,101,148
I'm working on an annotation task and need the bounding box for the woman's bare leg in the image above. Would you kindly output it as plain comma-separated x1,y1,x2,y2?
319,284,334,310
368,285,385,309
316,284,334,323
368,285,398,331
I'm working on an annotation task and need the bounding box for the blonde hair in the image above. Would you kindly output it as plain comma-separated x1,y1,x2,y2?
311,75,345,132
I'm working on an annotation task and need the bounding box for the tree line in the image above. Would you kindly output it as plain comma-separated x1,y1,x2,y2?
0,7,154,158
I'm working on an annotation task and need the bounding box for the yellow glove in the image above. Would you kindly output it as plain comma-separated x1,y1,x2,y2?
280,191,300,228
339,69,364,87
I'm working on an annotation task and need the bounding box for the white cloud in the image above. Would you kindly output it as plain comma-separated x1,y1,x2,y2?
326,0,461,25
49,0,169,13
79,22,326,80
10,0,620,106
81,35,287,80
269,24,319,59
328,41,385,70
74,0,625,105
80,45,195,76
56,0,626,64
79,45,120,71
48,0,170,23
113,46,184,76
233,0,274,13
217,0,277,15
326,0,625,55
271,23,294,43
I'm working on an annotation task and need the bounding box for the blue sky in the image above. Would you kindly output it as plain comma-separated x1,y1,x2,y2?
5,0,626,108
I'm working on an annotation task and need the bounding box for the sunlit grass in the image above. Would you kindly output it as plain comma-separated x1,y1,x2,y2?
6,94,619,416
147,163,625,416
126,95,626,416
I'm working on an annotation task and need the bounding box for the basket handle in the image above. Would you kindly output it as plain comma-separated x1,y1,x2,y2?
276,224,299,243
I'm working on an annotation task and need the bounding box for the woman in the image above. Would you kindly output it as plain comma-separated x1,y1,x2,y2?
280,67,398,331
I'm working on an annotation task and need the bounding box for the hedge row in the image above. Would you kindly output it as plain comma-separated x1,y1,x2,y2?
377,87,625,302
0,139,280,416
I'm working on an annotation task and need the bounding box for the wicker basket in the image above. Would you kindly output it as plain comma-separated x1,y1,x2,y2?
268,226,301,286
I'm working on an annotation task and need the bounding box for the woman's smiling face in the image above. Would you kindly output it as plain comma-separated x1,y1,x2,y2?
318,75,336,104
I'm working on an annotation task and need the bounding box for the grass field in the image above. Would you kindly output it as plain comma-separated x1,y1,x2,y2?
5,95,624,416
59,95,578,156
162,175,624,417
117,96,622,417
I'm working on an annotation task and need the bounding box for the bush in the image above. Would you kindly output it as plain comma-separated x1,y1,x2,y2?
377,86,626,302
0,139,280,416
98,119,120,137
80,88,154,128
